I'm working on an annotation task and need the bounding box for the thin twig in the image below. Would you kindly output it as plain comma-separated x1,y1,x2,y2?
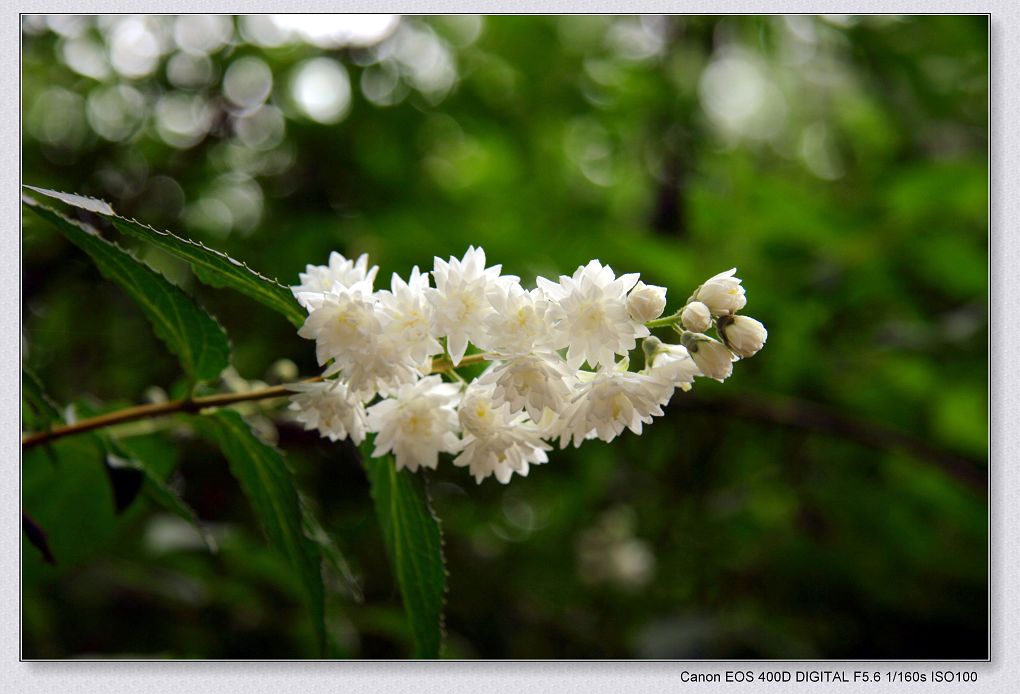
22,380,314,450
21,352,495,450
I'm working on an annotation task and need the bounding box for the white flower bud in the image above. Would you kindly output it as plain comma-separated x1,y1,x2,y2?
680,331,735,382
626,281,667,323
717,314,767,358
680,301,712,333
694,268,746,316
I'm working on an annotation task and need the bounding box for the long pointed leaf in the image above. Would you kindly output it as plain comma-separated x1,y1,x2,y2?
22,366,62,431
23,185,305,327
360,442,447,659
194,410,326,655
23,194,231,384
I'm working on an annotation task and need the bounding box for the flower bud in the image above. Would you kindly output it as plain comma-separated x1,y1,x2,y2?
645,342,700,392
693,268,746,316
679,330,735,382
626,281,667,323
641,336,663,362
717,314,768,358
680,301,712,333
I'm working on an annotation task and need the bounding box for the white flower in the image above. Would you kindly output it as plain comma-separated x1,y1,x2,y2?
376,266,444,369
480,353,575,422
680,331,736,382
626,281,667,323
480,283,556,356
336,334,423,399
558,366,674,448
717,314,768,358
644,342,700,392
453,383,551,484
288,380,367,444
693,268,746,316
297,280,382,369
293,252,379,309
429,246,518,366
366,375,463,472
680,300,712,333
539,259,649,369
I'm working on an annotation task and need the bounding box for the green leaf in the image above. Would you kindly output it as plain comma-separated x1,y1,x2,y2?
23,185,115,215
194,410,326,654
23,435,118,571
360,441,447,658
22,366,62,431
22,512,56,565
23,194,231,384
108,438,218,553
22,185,305,328
300,494,363,603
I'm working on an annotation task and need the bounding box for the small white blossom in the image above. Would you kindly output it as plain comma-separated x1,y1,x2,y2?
539,259,649,369
717,314,768,358
481,283,556,356
288,380,367,444
336,334,423,399
376,266,444,369
680,300,712,333
558,366,674,448
366,376,463,472
454,383,551,484
626,281,667,323
293,252,379,309
680,331,736,382
480,353,575,422
693,268,746,316
430,246,518,366
297,280,382,369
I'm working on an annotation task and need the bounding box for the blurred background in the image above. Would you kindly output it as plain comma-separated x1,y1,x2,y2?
21,15,987,659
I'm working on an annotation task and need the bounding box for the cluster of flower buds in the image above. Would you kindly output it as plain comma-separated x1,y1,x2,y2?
288,247,767,484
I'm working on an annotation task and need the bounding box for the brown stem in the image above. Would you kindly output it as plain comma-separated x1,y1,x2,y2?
22,352,494,450
22,381,315,450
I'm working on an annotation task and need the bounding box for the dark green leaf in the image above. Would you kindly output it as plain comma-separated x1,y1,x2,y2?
300,494,363,603
360,441,447,659
114,437,218,553
23,194,231,384
194,410,326,654
22,366,62,431
23,435,117,571
22,185,305,328
22,512,56,565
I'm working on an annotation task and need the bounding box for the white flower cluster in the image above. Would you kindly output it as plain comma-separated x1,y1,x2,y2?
288,248,767,484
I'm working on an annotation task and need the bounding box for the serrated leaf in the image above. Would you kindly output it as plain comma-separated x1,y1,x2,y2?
22,185,305,327
23,185,116,215
360,441,447,659
194,410,326,655
23,194,231,384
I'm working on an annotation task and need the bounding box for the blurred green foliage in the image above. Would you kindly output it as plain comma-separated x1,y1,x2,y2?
22,14,987,658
